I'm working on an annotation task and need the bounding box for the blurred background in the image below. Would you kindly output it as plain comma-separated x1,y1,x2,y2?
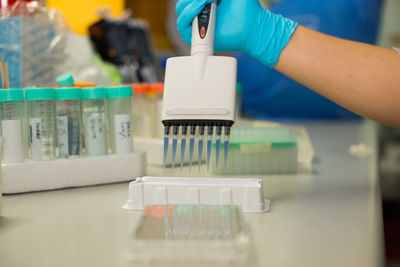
0,0,400,265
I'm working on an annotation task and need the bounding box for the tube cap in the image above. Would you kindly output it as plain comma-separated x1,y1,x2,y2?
132,83,151,94
25,88,56,100
56,73,75,87
106,85,133,99
150,83,164,94
74,82,96,88
55,88,81,100
81,87,107,100
0,88,24,102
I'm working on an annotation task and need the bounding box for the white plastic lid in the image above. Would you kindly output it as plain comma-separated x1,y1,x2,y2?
123,176,270,213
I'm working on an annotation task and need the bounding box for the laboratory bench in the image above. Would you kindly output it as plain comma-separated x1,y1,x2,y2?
0,120,384,267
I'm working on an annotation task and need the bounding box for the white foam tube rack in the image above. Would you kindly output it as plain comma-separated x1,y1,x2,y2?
2,152,146,194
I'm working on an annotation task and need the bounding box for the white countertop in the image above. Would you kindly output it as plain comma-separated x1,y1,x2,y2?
0,120,384,267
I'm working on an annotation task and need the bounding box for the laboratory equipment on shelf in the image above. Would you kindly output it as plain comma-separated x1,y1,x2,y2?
81,87,109,157
129,204,256,267
212,127,298,174
55,87,82,158
106,85,133,154
0,89,26,163
131,83,151,137
25,88,57,161
161,2,237,171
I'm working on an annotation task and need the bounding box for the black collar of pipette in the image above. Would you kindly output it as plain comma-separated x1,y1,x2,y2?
162,120,234,128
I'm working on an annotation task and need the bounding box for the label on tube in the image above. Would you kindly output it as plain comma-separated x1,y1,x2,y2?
29,117,43,160
86,112,107,156
114,114,132,154
57,115,69,158
2,119,24,163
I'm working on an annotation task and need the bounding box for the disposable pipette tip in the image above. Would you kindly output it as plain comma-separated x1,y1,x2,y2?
172,137,178,169
180,138,186,171
207,138,212,173
189,137,195,172
215,138,221,170
163,136,169,169
224,126,231,171
224,139,229,170
215,126,222,171
171,125,179,169
206,126,214,173
198,138,203,172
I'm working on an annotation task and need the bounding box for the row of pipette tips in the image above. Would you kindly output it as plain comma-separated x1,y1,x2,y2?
163,125,231,172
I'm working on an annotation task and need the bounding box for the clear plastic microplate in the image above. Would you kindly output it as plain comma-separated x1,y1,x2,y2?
129,204,257,267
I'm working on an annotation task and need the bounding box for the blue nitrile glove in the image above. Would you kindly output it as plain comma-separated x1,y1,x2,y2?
176,0,298,67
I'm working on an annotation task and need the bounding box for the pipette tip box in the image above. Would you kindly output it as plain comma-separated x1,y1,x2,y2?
212,127,298,174
123,176,270,213
2,152,146,194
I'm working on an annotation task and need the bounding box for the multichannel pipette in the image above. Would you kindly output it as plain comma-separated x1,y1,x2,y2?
161,2,237,171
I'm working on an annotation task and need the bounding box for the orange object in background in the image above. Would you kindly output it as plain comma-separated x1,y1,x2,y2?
131,83,151,94
74,82,97,88
150,83,164,94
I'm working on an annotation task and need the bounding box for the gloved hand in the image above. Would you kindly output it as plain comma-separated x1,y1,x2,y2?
176,0,298,67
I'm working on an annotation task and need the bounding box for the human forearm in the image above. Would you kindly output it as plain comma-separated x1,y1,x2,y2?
275,26,400,127
176,1,400,127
